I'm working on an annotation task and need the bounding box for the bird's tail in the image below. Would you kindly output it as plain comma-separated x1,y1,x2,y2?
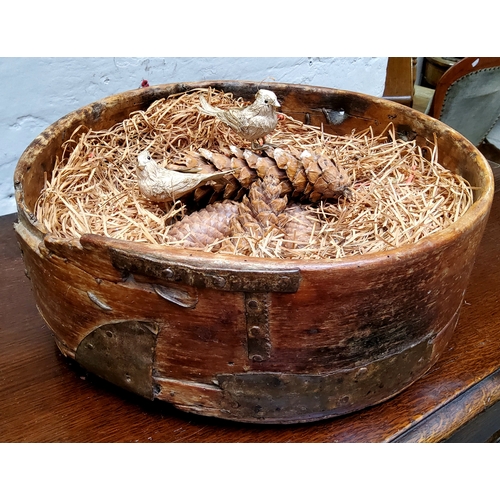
198,95,221,117
203,169,235,182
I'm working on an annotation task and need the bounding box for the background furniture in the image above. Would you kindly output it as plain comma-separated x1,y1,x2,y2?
383,57,415,107
427,57,500,147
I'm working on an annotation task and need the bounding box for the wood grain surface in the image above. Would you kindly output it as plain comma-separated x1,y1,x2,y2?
383,57,414,107
1,162,499,442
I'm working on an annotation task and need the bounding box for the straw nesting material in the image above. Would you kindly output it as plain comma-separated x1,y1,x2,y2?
34,87,475,260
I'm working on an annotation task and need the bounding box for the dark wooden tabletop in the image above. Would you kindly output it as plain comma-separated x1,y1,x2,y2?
1,160,499,442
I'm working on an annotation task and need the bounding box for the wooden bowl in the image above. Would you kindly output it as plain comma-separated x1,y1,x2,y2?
13,81,494,424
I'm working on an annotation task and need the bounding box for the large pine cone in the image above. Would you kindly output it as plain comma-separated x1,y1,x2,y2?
166,174,316,254
172,145,352,204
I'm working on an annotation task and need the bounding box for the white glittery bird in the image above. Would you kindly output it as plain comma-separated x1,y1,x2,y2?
198,89,281,149
136,150,233,202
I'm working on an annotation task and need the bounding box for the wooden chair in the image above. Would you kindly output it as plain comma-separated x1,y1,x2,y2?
427,57,500,146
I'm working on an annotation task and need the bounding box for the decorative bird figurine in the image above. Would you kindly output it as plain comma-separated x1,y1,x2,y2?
136,150,233,202
198,89,281,149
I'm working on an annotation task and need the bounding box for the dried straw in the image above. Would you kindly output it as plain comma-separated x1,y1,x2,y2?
35,88,474,260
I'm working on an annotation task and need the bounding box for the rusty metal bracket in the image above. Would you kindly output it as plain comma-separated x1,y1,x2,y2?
216,335,434,423
109,248,301,293
75,320,158,399
245,293,271,362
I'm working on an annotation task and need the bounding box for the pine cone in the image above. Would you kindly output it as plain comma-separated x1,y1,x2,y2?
181,145,352,204
218,174,288,255
166,200,239,249
245,174,288,228
281,204,316,249
166,175,320,256
198,148,243,200
164,146,351,255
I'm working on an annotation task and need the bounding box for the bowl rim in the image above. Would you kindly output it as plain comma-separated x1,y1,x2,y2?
14,80,496,271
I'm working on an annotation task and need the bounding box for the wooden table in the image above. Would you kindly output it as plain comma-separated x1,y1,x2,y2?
1,161,499,442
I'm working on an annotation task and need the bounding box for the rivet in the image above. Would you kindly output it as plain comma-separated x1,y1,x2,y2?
249,326,261,336
163,268,174,279
247,299,259,310
213,276,226,287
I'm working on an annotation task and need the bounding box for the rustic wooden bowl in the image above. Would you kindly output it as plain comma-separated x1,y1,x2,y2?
14,81,494,424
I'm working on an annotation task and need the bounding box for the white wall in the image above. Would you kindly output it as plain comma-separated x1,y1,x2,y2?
0,57,389,216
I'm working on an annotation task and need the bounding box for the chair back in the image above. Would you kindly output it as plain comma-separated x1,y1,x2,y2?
428,57,500,146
